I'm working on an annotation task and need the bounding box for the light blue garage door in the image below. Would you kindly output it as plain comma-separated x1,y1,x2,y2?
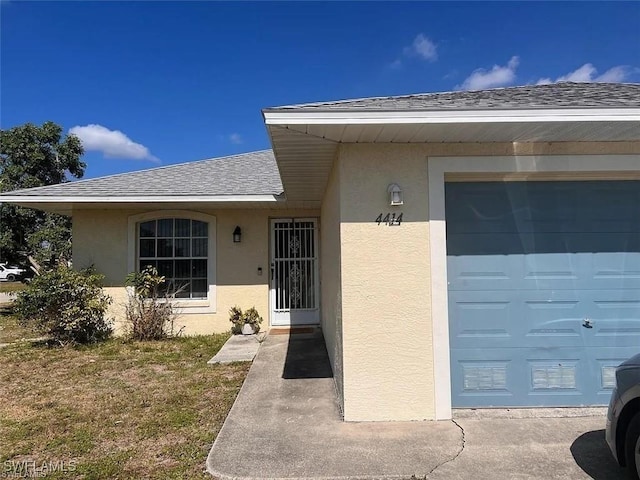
446,181,640,408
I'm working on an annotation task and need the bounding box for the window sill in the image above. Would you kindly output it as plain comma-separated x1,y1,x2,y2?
124,286,216,314
168,298,216,314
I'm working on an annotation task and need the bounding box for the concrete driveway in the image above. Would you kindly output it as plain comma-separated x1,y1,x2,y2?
207,333,625,479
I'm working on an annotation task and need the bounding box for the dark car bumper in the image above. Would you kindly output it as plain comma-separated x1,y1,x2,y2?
606,386,622,464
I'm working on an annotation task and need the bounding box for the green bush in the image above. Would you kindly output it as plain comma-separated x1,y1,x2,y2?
14,265,112,345
124,266,182,340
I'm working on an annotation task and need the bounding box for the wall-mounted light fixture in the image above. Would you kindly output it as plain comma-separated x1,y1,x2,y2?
233,226,242,243
387,183,403,206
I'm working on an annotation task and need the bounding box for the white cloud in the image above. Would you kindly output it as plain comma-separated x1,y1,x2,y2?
228,133,243,145
537,63,630,85
595,65,629,82
69,124,159,163
405,34,438,61
458,56,520,90
391,33,438,68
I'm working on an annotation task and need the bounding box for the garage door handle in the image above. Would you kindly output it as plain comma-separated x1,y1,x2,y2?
583,319,593,328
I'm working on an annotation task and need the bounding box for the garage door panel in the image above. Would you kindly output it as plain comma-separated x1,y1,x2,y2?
448,292,513,347
451,353,515,406
591,251,640,290
449,290,586,350
592,349,639,401
447,180,640,408
451,349,586,407
521,292,584,346
589,291,640,346
447,254,514,289
449,252,595,291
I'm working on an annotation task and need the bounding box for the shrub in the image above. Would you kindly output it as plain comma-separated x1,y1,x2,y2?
124,266,182,340
229,306,263,334
14,265,112,345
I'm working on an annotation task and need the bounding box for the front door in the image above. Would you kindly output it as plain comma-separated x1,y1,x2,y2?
270,218,320,326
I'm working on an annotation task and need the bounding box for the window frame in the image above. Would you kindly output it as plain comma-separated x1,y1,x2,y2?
128,211,216,313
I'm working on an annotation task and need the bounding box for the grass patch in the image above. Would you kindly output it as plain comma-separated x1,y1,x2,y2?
0,306,37,344
0,281,26,293
0,324,249,479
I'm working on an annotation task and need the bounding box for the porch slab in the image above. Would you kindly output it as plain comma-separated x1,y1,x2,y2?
207,333,265,364
206,333,462,479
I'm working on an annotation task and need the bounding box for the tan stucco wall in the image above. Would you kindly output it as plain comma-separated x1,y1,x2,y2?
320,156,344,411
73,207,319,336
335,142,640,422
337,144,434,421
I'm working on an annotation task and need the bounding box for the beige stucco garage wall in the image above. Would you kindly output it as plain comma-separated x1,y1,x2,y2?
320,157,344,409
337,144,434,421
73,207,319,335
333,141,640,422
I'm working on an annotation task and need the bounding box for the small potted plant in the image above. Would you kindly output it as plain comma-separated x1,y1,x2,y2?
229,306,263,335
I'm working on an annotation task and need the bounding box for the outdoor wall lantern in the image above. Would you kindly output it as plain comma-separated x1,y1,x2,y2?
233,226,242,243
387,183,403,206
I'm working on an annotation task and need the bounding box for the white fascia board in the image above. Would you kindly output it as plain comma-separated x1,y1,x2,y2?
264,108,640,125
0,195,281,203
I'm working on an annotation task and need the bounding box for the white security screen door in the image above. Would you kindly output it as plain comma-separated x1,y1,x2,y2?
270,218,320,326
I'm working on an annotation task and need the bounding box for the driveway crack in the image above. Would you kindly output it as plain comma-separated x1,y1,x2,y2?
424,419,466,478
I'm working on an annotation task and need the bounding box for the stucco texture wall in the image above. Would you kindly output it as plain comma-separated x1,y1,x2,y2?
334,142,640,422
320,156,344,411
73,207,318,335
337,144,434,422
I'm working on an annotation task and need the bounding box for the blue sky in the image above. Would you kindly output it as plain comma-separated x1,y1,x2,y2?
2,1,639,180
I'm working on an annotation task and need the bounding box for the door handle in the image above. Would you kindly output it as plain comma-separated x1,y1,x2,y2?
582,318,593,329
270,263,275,280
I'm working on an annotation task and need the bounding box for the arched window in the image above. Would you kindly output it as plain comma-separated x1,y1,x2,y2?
128,211,216,309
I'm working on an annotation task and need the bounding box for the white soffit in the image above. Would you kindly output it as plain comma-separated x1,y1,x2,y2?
265,108,640,202
267,125,338,202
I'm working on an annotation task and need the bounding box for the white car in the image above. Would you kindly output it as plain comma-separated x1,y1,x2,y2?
0,263,27,282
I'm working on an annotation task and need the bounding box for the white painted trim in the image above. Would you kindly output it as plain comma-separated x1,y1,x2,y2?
127,210,217,314
428,154,640,420
428,164,452,421
0,195,280,203
264,108,640,125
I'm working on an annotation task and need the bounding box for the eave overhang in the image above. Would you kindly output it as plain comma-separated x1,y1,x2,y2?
0,194,287,216
263,107,640,202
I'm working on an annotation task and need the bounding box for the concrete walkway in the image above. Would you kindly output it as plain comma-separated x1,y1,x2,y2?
208,333,266,364
0,292,14,304
206,333,625,479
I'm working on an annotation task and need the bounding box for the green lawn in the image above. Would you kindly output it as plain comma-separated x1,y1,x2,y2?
0,316,249,479
0,305,36,344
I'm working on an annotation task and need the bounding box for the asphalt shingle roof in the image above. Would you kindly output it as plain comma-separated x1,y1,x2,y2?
2,150,283,197
4,83,639,200
265,82,640,112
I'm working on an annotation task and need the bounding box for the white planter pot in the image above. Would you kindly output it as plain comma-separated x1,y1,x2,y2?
241,323,255,335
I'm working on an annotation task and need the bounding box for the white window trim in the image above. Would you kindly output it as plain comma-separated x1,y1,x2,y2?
428,154,640,421
127,210,217,314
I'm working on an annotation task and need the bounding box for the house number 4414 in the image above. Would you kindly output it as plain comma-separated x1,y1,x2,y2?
375,213,403,226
